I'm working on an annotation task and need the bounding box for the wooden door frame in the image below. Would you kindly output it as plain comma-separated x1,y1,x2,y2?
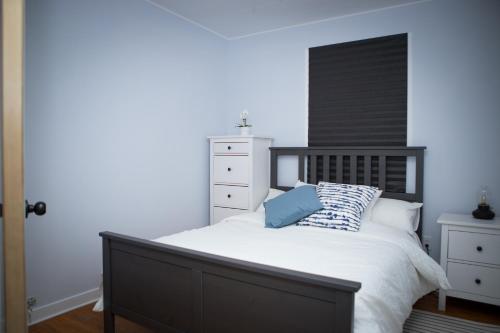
2,0,27,332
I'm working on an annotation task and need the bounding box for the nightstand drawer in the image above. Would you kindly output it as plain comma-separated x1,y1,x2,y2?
447,262,500,299
213,156,249,184
213,207,247,224
214,142,249,155
213,185,248,209
448,231,500,265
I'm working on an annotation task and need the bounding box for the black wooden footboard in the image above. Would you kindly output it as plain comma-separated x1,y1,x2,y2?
100,232,361,333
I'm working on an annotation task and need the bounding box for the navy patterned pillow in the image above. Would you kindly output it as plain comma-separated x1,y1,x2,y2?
297,182,378,231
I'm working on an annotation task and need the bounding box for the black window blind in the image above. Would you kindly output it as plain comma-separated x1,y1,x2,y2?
308,34,408,192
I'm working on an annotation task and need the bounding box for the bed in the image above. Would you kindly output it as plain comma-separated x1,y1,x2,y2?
100,146,449,333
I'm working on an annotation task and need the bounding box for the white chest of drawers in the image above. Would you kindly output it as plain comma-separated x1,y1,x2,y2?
438,213,500,310
208,136,272,225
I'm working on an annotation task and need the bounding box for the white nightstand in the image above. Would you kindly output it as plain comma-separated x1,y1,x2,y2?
208,136,272,225
438,213,500,310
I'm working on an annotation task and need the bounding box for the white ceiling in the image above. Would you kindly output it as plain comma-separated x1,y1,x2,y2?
147,0,425,39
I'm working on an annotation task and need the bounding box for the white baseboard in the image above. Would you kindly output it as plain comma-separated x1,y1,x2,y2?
29,288,100,325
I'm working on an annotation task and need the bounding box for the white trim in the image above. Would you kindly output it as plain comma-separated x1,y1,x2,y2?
28,288,100,325
140,0,430,41
140,0,229,40
406,32,415,194
304,48,309,146
407,32,413,145
228,0,431,40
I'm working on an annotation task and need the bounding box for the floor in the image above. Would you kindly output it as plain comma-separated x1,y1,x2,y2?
29,292,500,333
413,291,500,325
28,304,153,333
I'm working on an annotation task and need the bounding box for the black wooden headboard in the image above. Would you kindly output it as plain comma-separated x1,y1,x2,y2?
270,146,426,238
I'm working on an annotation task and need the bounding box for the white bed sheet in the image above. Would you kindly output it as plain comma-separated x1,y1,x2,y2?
155,212,450,333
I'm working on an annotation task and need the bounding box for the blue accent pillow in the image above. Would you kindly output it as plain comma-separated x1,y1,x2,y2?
264,185,323,228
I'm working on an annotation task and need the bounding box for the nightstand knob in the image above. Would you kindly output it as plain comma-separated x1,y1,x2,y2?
227,194,231,198
227,167,232,172
476,246,483,252
475,278,481,285
227,145,232,150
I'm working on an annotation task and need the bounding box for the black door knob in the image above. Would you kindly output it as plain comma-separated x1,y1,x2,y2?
227,194,231,198
227,146,232,150
475,278,481,285
227,167,232,172
25,200,47,218
476,246,483,252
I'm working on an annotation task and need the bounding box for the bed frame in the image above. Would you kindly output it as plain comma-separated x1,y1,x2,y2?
100,146,425,333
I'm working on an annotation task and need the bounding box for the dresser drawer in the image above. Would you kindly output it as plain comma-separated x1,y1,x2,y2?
213,207,247,224
214,142,249,155
213,156,249,184
448,231,500,265
213,185,248,209
447,262,500,299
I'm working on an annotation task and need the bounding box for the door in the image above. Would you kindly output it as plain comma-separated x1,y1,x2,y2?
2,0,26,332
2,1,46,331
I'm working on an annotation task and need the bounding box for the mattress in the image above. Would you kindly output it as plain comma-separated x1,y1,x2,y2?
155,212,450,333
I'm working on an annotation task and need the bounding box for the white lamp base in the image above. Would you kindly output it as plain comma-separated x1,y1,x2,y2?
240,127,251,136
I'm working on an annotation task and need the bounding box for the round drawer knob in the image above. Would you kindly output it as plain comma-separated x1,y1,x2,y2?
227,194,231,198
475,278,481,285
476,246,483,252
227,146,232,150
227,167,232,172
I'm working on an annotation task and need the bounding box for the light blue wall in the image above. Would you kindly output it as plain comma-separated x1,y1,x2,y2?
224,0,500,260
25,0,227,309
23,0,500,314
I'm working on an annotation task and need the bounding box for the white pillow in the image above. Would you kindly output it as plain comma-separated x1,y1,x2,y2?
361,189,383,222
256,188,285,212
370,198,423,234
295,180,316,188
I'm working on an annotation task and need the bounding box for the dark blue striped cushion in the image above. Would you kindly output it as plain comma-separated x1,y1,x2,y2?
297,182,378,231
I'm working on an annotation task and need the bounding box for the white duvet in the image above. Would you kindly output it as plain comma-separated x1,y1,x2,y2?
155,212,450,333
